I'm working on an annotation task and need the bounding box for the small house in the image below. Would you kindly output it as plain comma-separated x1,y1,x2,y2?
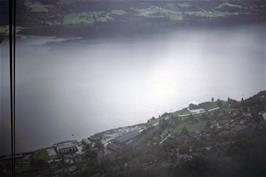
56,141,78,154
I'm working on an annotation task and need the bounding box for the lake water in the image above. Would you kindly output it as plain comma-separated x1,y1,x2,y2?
0,24,265,154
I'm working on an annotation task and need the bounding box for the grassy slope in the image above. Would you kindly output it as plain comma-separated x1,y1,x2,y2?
32,149,49,161
173,120,207,135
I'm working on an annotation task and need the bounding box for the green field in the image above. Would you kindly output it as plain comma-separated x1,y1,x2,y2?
173,108,191,117
32,149,49,161
0,25,24,35
24,0,50,13
63,12,113,26
132,6,183,21
216,2,245,10
178,2,191,8
111,10,128,16
185,10,238,18
172,120,207,135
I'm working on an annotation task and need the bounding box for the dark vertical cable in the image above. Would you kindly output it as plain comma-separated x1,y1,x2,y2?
9,0,15,176
13,0,16,176
8,0,13,176
14,0,16,175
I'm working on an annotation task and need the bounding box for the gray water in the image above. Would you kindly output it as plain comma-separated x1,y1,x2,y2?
0,24,265,154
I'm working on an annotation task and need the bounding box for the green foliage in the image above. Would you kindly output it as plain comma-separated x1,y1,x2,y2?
79,149,101,177
200,102,218,110
44,20,61,26
63,12,113,26
149,117,160,125
32,149,49,161
132,6,183,21
173,119,206,135
0,25,24,35
29,158,53,177
173,108,191,117
216,2,245,10
185,10,238,18
111,10,127,16
177,155,207,176
14,160,32,177
0,26,9,34
205,127,266,176
24,0,49,13
178,2,191,8
63,13,95,25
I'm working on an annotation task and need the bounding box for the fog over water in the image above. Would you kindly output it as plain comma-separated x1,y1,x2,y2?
0,24,265,154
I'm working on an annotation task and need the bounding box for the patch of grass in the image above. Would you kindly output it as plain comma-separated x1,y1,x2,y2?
178,2,191,8
24,0,49,13
216,2,245,10
223,107,239,112
199,100,226,110
172,120,206,135
173,108,191,117
148,117,160,125
185,10,238,18
0,25,23,35
63,13,95,25
111,9,127,16
97,15,113,22
199,102,218,110
63,12,113,26
165,3,177,9
32,149,49,161
15,160,31,174
58,0,78,4
0,26,9,34
153,118,161,124
132,6,183,21
45,20,61,26
168,13,183,21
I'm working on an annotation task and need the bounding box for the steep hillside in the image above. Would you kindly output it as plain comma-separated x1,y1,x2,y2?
98,92,266,177
1,91,266,177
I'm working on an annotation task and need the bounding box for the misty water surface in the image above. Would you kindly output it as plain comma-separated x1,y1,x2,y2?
0,24,265,154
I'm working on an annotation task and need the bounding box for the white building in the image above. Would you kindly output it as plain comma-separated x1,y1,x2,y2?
188,108,205,114
46,147,57,157
56,141,78,154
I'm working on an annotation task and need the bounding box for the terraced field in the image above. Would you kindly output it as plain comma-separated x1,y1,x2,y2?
0,0,265,38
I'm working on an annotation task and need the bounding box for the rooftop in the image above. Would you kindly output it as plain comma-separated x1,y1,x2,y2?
114,130,141,144
57,142,76,150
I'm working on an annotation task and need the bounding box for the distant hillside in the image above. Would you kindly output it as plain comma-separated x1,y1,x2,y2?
1,0,266,39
